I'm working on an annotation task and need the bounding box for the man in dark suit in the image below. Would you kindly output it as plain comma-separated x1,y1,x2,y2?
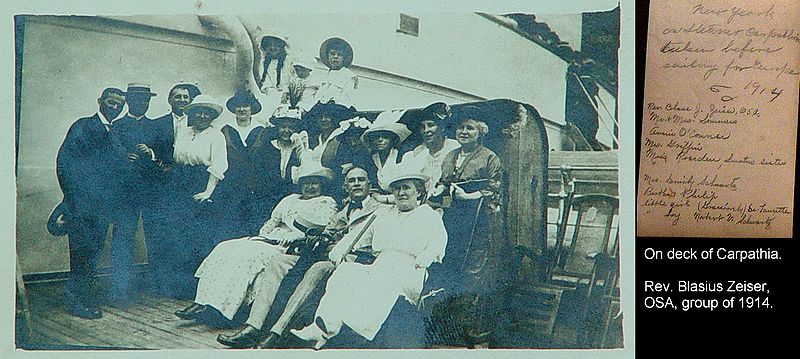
56,87,126,319
108,83,161,302
151,82,201,157
145,82,201,297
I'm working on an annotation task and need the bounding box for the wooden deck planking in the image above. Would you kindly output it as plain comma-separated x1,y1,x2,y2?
103,299,221,349
135,295,237,346
32,290,147,349
23,282,229,350
119,296,228,349
31,308,119,348
98,306,186,349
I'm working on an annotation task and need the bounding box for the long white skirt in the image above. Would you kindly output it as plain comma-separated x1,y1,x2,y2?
193,238,284,319
316,251,425,340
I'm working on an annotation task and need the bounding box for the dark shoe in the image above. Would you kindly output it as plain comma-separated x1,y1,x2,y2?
67,303,102,320
174,303,207,320
253,331,282,349
217,325,260,348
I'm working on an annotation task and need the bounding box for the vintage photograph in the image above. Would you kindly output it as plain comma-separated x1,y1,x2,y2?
13,5,622,351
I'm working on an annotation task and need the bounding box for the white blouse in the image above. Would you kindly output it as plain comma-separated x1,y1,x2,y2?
400,138,461,192
315,67,357,107
173,125,229,180
371,204,448,269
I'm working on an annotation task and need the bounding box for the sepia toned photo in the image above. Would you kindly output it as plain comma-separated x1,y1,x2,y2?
13,3,624,353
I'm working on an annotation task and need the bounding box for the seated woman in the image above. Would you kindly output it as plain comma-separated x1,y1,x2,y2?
174,163,338,326
290,168,447,349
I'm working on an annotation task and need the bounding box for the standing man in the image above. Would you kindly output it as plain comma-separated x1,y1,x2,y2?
55,87,126,319
146,82,201,297
108,83,160,302
152,82,201,152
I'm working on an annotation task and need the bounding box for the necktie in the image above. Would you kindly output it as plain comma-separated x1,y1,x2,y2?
348,200,363,215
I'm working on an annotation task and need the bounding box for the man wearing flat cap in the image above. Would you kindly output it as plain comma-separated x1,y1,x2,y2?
107,82,166,302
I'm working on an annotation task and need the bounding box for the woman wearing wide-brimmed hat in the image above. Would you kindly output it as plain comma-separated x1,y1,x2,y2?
300,101,356,166
355,109,411,192
264,105,307,197
315,37,358,108
212,89,276,240
399,102,460,196
290,166,447,349
165,94,229,298
175,162,338,340
428,106,506,346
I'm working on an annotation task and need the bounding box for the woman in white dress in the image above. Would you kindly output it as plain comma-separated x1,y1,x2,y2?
314,37,358,108
290,169,447,349
174,163,338,324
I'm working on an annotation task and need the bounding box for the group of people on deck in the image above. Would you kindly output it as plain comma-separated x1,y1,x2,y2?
53,35,508,349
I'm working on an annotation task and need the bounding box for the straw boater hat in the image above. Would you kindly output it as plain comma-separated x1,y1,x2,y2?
293,161,335,185
226,90,262,115
170,82,201,99
126,82,157,97
361,109,412,145
319,37,354,68
185,95,223,119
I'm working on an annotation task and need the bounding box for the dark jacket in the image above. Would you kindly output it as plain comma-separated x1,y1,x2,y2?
55,114,119,217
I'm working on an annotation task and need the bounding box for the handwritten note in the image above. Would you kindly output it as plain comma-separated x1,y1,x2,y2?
637,0,798,237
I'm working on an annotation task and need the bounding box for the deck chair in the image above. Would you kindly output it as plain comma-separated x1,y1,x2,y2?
550,194,618,284
577,230,620,348
547,194,619,347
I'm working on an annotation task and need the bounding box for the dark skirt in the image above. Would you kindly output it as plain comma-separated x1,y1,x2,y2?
432,197,492,296
426,197,503,347
159,163,218,298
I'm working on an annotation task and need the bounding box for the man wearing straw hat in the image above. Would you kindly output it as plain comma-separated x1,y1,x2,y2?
106,82,162,303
